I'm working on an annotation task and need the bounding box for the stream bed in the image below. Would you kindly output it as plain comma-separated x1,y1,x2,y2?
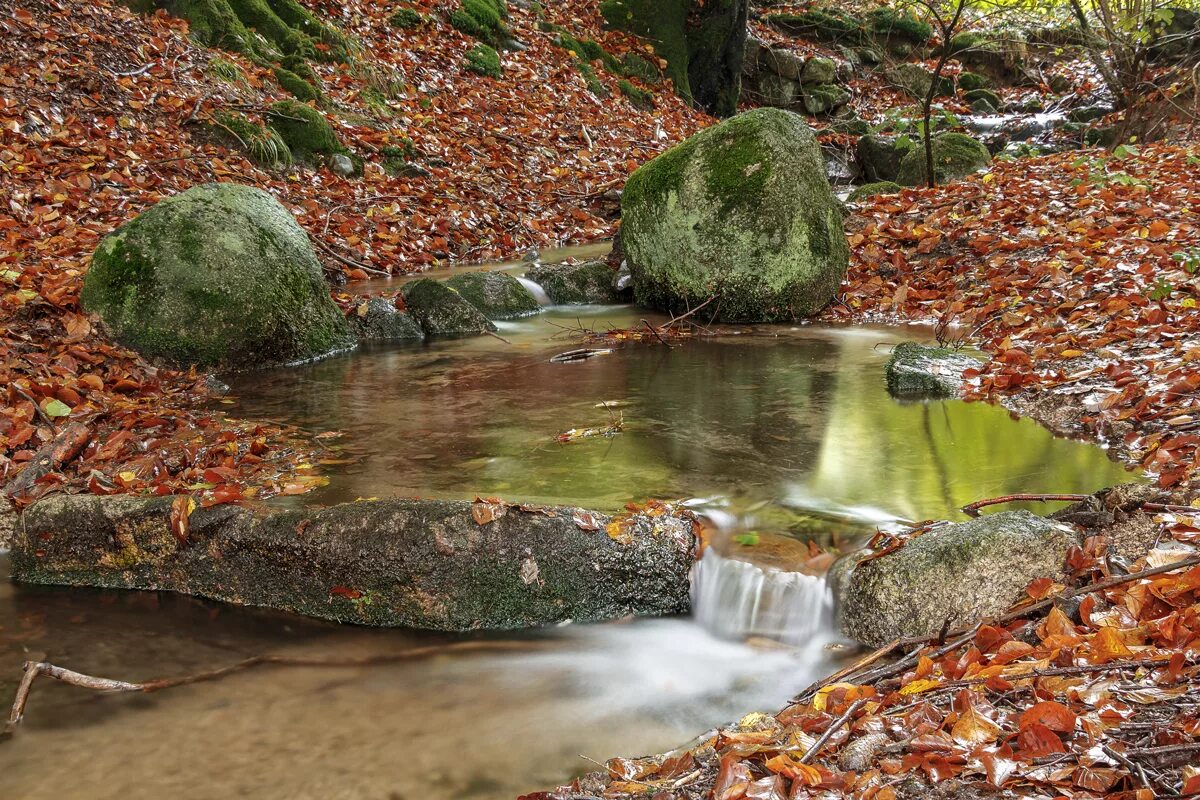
0,305,1135,799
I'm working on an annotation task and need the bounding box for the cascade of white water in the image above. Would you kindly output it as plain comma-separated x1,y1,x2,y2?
517,276,552,306
691,548,833,645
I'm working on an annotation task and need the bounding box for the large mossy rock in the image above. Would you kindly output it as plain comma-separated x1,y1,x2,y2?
12,494,696,630
444,271,541,319
525,261,621,305
886,63,953,99
353,297,424,342
837,511,1075,646
82,183,353,370
896,133,991,186
856,134,914,182
400,278,497,336
621,108,848,322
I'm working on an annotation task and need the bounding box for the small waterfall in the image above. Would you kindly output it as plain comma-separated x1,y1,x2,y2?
691,548,833,646
517,276,551,306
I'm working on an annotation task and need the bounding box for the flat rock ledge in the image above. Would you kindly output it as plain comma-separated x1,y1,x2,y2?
885,341,981,399
10,495,697,630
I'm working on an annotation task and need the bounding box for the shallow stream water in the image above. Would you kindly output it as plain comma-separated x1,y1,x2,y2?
0,293,1135,799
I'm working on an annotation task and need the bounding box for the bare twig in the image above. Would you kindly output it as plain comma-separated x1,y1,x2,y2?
311,237,390,277
641,319,673,348
961,493,1091,517
799,696,870,764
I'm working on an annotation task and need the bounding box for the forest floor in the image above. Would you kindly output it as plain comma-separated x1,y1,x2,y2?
2,0,1200,795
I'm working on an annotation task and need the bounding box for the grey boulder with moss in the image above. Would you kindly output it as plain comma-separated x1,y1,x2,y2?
621,108,848,322
847,181,902,202
82,183,353,370
444,271,541,319
354,297,424,342
11,494,696,630
836,511,1076,646
896,133,991,186
525,261,620,305
401,278,497,336
886,341,980,398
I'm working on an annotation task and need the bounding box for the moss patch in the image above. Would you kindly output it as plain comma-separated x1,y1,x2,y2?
896,132,991,187
464,43,502,77
266,100,343,161
209,111,293,168
847,181,902,202
388,7,425,28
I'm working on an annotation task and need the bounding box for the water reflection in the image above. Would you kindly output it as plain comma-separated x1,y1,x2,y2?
224,311,1133,522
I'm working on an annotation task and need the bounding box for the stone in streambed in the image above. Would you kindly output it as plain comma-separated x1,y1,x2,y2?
885,341,980,398
525,261,621,305
12,494,697,630
835,511,1076,647
354,297,425,342
82,183,354,370
400,278,497,336
443,271,541,319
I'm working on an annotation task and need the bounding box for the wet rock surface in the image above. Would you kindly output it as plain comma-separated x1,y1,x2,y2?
11,495,697,630
885,341,981,398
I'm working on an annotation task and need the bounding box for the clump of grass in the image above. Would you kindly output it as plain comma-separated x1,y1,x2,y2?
618,79,653,109
210,111,293,169
449,0,509,45
206,57,246,84
389,7,425,29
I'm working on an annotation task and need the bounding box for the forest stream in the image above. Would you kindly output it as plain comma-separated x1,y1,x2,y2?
0,257,1137,800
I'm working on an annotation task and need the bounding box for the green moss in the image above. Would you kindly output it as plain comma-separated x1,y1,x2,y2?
617,52,661,84
266,100,342,160
209,110,292,168
767,9,864,43
957,71,990,91
443,272,540,319
206,56,247,84
964,88,1001,108
618,79,653,109
464,43,501,77
388,7,424,28
948,31,990,54
896,132,991,187
847,181,902,202
598,0,692,105
865,8,931,43
450,0,509,44
576,61,609,96
273,66,319,100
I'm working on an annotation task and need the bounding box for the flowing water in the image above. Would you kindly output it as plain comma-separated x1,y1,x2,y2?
0,288,1136,799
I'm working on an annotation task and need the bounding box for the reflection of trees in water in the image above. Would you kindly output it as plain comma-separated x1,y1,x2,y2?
630,337,841,486
808,336,1134,521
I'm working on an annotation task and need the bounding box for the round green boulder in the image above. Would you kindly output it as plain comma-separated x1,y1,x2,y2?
82,183,353,370
621,108,849,322
896,133,991,187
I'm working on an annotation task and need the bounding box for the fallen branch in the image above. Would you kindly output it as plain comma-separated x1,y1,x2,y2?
10,384,57,431
961,493,1091,517
311,236,390,277
4,421,91,499
800,696,870,764
4,640,545,737
641,319,673,349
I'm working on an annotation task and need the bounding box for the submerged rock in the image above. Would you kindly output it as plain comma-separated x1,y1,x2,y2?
621,107,848,322
82,183,354,370
525,261,620,305
354,297,424,342
836,511,1075,646
444,271,541,319
12,495,697,630
885,341,980,398
896,133,991,186
400,278,497,336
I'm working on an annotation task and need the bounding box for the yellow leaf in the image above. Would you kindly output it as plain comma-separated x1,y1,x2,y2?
899,678,942,696
951,704,1002,745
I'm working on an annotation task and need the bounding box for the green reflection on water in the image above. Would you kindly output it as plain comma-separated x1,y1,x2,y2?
227,312,1134,524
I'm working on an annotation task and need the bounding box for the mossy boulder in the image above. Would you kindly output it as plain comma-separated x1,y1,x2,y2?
801,84,850,115
964,88,1001,109
353,297,424,341
82,183,353,370
837,512,1075,646
847,181,902,202
957,71,990,91
896,132,991,186
621,108,848,322
885,341,980,398
388,7,424,28
855,133,914,182
800,56,837,85
464,43,502,77
525,261,620,305
767,9,864,43
886,63,954,99
444,271,541,319
400,278,497,336
865,7,932,44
